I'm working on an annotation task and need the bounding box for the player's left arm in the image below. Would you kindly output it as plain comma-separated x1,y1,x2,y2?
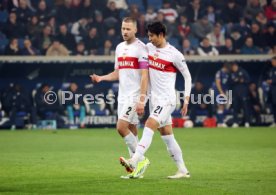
137,68,149,115
174,52,192,116
136,49,149,116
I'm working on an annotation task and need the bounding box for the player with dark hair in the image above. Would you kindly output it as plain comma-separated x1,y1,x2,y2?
120,21,192,179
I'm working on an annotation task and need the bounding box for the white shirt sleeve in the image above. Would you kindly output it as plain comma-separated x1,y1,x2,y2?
173,51,192,97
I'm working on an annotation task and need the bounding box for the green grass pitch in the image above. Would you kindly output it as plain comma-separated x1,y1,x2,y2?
0,127,275,194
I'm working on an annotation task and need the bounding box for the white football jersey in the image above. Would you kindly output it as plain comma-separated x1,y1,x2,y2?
115,38,148,103
147,42,192,105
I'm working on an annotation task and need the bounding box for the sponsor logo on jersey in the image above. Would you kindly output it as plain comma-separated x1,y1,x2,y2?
117,57,139,69
148,55,177,72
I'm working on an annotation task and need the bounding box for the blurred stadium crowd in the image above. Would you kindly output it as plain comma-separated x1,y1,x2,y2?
0,0,276,129
0,0,275,56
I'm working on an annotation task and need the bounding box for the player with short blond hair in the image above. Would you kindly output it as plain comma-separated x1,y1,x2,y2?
90,17,149,174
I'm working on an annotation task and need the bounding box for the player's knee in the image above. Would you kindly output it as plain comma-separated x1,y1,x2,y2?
116,120,129,137
145,117,159,130
128,124,138,136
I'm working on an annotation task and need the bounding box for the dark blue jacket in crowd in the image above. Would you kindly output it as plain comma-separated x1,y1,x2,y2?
231,67,250,97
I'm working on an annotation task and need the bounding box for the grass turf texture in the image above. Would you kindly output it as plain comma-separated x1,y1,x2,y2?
0,128,275,195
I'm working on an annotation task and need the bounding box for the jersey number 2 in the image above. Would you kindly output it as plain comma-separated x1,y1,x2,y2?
126,107,132,115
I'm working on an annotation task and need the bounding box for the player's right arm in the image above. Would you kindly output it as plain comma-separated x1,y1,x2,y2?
90,44,120,83
90,70,119,83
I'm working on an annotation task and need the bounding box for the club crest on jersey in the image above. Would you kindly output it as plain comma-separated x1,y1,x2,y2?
153,53,158,60
122,53,127,59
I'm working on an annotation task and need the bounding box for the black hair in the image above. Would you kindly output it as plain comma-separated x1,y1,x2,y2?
146,21,167,36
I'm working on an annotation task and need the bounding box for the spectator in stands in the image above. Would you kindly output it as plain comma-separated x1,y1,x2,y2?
71,18,90,42
229,29,245,53
104,1,120,26
267,56,276,127
158,2,178,23
129,4,141,20
197,37,219,56
249,22,266,51
71,0,83,22
108,0,128,10
244,0,263,22
269,45,276,54
240,36,261,54
189,81,213,126
192,16,213,40
264,23,276,49
57,24,76,53
137,14,146,37
248,82,262,125
4,38,21,55
232,18,250,37
177,15,191,40
66,82,86,128
106,27,120,45
186,0,204,23
5,84,37,130
4,12,26,39
206,5,217,24
27,15,43,40
265,0,276,22
46,39,69,56
85,27,102,55
98,39,115,55
36,0,54,25
155,11,178,39
181,38,196,55
21,39,40,55
15,0,33,23
231,63,251,128
219,38,236,54
207,23,225,47
81,0,95,20
92,11,105,36
73,41,88,56
33,25,53,54
47,16,57,36
145,6,157,23
221,0,242,24
56,0,73,25
255,11,268,29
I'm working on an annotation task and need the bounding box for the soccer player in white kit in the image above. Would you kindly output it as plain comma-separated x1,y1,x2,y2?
90,17,149,173
120,21,192,179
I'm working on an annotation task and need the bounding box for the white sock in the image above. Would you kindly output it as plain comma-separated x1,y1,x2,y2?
131,127,154,166
124,132,137,158
161,134,188,173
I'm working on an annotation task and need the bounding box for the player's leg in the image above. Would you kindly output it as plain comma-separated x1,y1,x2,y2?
159,124,190,179
117,103,138,159
217,104,227,127
120,104,175,178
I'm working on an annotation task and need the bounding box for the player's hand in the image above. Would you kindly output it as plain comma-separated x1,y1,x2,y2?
90,74,102,83
181,103,188,116
136,102,145,116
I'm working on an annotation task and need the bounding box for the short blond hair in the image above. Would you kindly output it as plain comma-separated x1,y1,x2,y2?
122,17,137,27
